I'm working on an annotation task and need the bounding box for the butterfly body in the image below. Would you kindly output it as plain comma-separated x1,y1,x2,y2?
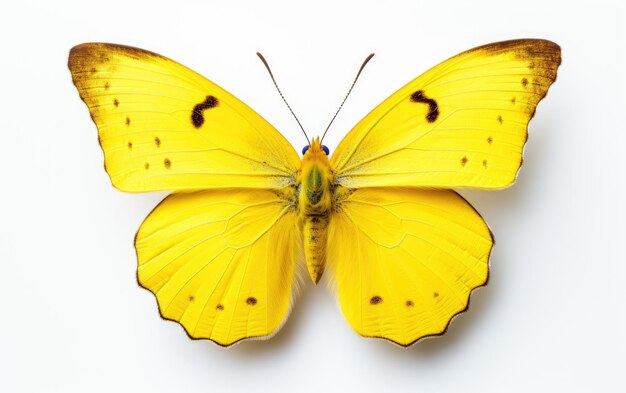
297,137,333,284
68,39,560,346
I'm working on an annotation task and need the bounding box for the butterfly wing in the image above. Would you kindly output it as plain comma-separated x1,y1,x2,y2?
327,187,492,346
331,39,561,189
135,188,301,346
68,43,300,192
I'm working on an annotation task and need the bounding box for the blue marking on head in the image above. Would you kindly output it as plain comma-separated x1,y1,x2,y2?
301,145,330,155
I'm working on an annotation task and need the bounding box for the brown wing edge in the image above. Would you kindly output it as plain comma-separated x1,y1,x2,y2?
470,39,562,189
67,43,170,193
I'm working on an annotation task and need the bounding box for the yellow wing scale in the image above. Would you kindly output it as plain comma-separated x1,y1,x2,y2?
327,188,492,346
69,43,299,192
135,189,301,346
331,39,560,189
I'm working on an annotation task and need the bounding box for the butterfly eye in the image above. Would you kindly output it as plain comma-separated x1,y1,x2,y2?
322,145,330,155
302,145,310,155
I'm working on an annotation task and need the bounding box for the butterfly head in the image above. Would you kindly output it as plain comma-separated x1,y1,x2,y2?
302,137,330,156
300,137,332,177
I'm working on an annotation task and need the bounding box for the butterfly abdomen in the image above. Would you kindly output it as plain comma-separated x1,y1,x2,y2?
303,215,329,284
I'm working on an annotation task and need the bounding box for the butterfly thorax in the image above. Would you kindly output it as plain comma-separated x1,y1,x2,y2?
297,137,333,284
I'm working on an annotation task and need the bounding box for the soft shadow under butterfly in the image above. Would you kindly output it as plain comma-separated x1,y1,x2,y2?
68,39,560,347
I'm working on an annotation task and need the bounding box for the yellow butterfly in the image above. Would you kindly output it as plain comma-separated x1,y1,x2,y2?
68,39,560,347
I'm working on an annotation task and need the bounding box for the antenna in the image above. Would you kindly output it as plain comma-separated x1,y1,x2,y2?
256,52,310,145
320,53,375,143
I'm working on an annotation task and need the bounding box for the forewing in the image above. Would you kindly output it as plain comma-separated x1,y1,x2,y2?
69,43,300,192
331,39,561,189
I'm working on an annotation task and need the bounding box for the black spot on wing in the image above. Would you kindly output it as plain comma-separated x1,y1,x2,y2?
191,95,218,128
410,90,439,122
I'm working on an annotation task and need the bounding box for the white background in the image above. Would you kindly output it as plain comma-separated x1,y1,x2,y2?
1,0,625,392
